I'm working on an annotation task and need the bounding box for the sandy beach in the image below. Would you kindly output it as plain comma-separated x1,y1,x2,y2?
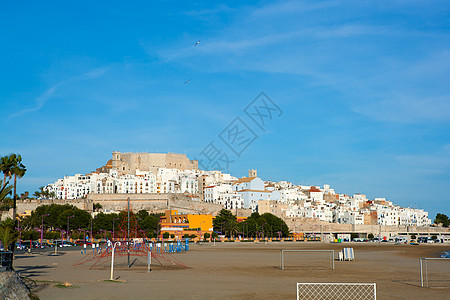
14,242,450,300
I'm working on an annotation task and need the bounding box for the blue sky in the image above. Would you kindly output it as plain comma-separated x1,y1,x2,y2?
1,1,449,218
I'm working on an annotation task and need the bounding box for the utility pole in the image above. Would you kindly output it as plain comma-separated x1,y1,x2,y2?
127,197,130,268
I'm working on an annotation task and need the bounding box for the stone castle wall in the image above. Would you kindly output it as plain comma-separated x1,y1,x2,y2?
111,151,198,175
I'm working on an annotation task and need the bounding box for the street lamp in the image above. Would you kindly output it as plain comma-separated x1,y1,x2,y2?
41,214,50,246
54,228,65,254
90,217,94,243
16,218,22,248
67,215,75,241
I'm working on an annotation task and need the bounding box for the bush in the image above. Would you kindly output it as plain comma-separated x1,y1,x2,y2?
411,234,416,240
368,233,374,239
183,234,190,238
170,234,175,238
431,235,437,241
163,232,170,239
190,234,196,239
204,232,210,239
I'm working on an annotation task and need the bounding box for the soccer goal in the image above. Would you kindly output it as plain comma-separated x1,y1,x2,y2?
280,250,335,270
419,258,450,288
297,283,376,300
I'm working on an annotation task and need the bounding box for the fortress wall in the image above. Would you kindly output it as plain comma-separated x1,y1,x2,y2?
284,217,450,235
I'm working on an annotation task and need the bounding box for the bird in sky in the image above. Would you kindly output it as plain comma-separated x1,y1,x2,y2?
184,79,191,84
194,40,201,46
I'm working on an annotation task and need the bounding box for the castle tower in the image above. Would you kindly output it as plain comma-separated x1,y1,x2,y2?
249,169,257,177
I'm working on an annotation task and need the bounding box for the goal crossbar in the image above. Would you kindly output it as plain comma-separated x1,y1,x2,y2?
419,257,450,288
280,250,335,270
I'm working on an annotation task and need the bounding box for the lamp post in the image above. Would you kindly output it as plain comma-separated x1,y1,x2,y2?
54,228,65,254
17,218,22,248
67,215,74,241
90,217,93,243
41,214,50,246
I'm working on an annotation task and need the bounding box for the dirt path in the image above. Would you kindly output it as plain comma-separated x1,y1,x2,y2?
14,242,450,299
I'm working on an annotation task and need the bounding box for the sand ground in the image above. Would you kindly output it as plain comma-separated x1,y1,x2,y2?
13,242,450,300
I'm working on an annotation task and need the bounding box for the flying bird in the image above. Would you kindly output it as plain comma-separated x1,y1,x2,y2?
184,79,192,84
194,40,201,46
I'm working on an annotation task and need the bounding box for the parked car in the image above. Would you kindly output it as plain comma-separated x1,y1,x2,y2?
410,241,419,245
75,240,92,246
54,241,73,247
15,243,27,250
40,242,54,248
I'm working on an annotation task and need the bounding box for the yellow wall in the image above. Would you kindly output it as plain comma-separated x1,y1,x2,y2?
187,214,213,232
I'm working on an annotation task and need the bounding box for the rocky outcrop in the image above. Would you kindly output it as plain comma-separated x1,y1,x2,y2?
0,271,31,300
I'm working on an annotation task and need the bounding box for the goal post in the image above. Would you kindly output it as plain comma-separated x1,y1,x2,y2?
297,283,376,300
280,250,335,270
419,257,450,288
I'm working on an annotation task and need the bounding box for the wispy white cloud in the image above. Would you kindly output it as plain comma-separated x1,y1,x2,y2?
250,0,342,17
7,67,109,120
183,4,232,17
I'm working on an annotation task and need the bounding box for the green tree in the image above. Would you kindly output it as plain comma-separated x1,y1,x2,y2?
93,203,103,212
0,226,18,251
0,155,15,186
434,213,449,227
240,212,289,238
204,232,210,239
0,180,13,222
368,233,374,239
213,209,238,237
11,154,26,221
163,232,170,239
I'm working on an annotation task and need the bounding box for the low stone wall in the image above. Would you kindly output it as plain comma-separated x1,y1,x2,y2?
87,193,237,216
3,199,89,220
284,217,450,235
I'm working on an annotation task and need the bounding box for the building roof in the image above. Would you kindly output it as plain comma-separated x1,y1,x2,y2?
309,186,322,193
233,177,257,185
238,189,272,193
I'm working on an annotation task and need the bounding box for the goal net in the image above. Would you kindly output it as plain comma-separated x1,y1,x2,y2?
420,258,450,288
280,250,334,270
297,283,376,300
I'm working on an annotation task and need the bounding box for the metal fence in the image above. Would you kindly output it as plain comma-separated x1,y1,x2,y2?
297,283,376,300
419,257,450,288
0,251,13,271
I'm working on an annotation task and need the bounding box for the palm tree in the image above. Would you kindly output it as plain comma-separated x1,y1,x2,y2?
10,154,26,221
0,226,19,251
0,155,15,187
0,180,13,223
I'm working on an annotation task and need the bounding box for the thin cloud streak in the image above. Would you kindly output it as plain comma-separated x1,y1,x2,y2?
7,67,110,120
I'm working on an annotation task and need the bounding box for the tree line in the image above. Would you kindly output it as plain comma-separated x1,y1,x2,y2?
213,209,290,238
9,203,163,240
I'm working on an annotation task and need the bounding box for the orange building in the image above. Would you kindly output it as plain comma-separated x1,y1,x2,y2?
159,210,214,240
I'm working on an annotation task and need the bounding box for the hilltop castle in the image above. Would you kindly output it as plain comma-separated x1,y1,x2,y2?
97,151,198,176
